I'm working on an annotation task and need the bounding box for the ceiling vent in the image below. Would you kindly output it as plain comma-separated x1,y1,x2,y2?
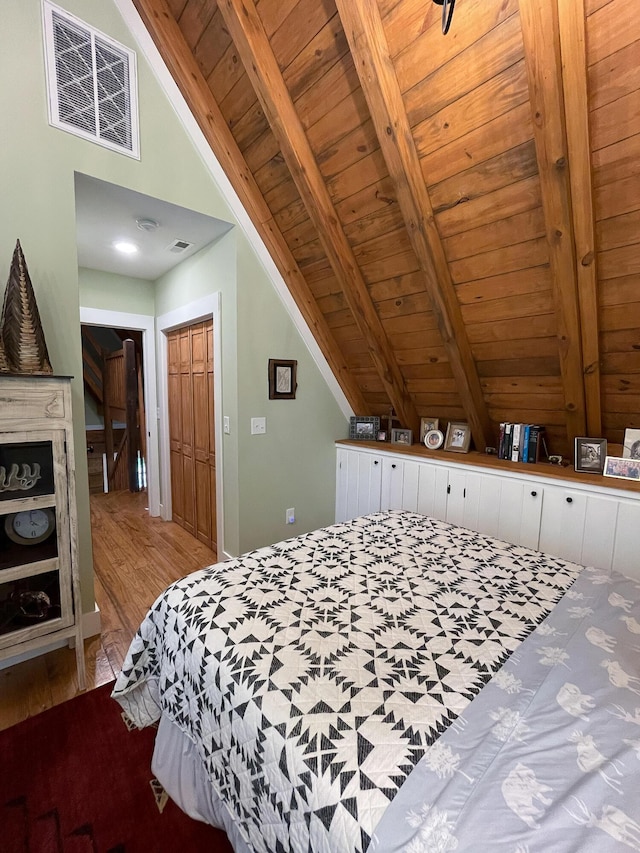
168,239,194,254
42,1,139,159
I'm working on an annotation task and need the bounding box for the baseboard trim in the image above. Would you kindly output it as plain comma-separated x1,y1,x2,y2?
82,603,102,638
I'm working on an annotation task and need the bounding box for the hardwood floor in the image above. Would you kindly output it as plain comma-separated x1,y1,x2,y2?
0,490,217,732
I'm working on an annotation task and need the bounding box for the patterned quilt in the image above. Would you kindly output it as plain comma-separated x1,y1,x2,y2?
112,511,581,852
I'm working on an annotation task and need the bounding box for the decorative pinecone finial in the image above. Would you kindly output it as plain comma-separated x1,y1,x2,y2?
0,239,52,374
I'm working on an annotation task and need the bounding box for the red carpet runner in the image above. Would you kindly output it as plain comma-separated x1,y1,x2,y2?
0,682,234,852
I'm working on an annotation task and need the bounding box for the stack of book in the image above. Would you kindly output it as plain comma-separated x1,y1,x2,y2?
498,423,545,463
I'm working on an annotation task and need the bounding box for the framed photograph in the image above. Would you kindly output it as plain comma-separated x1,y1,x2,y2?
349,416,380,441
574,437,607,473
377,430,387,442
268,359,297,400
419,417,439,444
603,455,640,481
622,428,640,460
424,428,444,450
391,428,413,446
444,421,471,453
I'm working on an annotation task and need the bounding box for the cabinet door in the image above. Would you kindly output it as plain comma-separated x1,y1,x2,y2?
445,469,467,528
335,449,382,521
458,472,500,536
497,479,543,550
538,486,619,569
612,499,640,578
538,486,588,564
416,463,449,521
582,495,618,571
380,458,421,511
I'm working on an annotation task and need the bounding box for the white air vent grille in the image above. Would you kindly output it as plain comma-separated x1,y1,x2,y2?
169,240,194,254
43,2,139,158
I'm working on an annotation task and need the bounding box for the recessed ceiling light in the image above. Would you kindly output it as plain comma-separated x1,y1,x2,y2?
136,217,160,232
114,240,138,255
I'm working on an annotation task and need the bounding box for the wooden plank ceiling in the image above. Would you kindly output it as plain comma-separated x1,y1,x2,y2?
135,0,639,457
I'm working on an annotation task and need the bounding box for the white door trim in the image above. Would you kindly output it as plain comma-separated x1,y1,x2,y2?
79,306,160,516
156,293,224,561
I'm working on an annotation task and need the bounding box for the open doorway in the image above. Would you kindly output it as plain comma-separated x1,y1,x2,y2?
75,173,231,549
81,324,146,496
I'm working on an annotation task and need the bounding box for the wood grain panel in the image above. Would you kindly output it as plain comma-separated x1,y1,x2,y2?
461,291,555,325
429,141,539,216
585,0,638,67
218,0,419,431
193,7,230,79
413,61,531,159
269,0,331,72
400,13,524,128
519,0,587,440
436,175,542,238
590,92,640,153
336,0,492,449
444,208,546,262
284,15,350,103
449,238,548,285
455,266,553,305
178,0,215,49
421,102,534,188
588,41,640,112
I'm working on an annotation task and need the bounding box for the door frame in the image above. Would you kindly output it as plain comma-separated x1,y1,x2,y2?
157,293,224,561
79,307,160,516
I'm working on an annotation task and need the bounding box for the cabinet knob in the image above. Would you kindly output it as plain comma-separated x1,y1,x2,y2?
392,464,396,469
566,496,573,504
531,490,537,497
374,460,379,465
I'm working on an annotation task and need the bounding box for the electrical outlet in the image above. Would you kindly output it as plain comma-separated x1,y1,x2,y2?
286,507,295,524
223,416,230,434
251,417,266,435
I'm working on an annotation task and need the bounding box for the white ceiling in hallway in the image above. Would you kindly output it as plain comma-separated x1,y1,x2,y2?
74,173,233,281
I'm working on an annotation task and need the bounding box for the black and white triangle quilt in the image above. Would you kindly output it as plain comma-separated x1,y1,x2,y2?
113,510,581,852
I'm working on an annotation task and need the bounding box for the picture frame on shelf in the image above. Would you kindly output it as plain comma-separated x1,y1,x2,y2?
574,437,607,474
268,359,297,400
391,428,412,446
377,430,388,442
349,416,380,441
419,417,439,444
622,428,640,460
423,429,444,450
444,421,471,453
603,456,640,481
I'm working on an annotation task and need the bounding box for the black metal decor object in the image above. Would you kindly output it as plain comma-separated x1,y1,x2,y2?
433,0,456,35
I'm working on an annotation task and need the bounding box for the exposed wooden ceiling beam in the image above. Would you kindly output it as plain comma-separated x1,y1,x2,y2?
558,0,602,437
217,0,420,434
132,0,368,417
335,0,493,452
518,0,587,442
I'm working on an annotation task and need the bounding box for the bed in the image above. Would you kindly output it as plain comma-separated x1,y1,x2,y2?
112,510,640,852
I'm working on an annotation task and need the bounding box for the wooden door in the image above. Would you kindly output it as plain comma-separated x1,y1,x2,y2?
167,320,216,552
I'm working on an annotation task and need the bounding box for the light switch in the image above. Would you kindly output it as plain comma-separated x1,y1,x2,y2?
251,417,266,435
224,416,230,434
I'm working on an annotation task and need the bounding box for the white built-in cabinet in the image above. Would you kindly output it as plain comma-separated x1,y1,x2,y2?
336,443,640,580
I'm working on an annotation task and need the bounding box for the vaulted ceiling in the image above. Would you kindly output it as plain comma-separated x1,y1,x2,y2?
134,0,639,457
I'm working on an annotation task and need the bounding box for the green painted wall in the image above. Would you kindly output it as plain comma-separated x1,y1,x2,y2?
1,0,347,613
79,268,155,315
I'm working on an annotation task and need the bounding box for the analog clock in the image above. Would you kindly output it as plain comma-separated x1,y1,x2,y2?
5,508,56,545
